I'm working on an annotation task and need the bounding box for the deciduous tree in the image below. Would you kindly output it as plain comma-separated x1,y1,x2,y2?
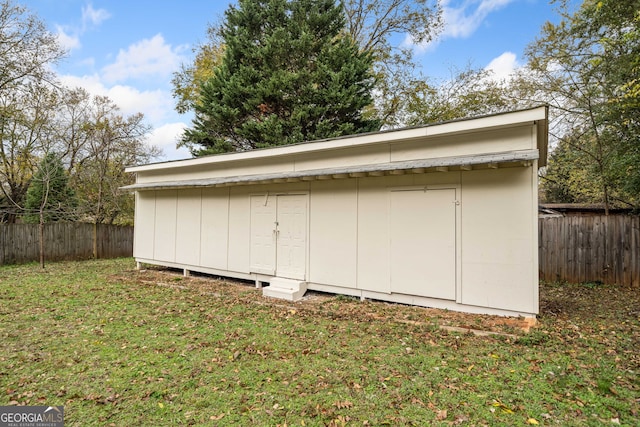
525,0,640,211
64,93,157,225
342,0,441,126
24,152,77,224
0,83,58,222
0,0,65,222
0,1,65,95
24,152,77,268
171,27,225,115
402,67,520,126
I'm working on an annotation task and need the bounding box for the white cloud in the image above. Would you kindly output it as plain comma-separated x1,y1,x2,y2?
58,74,176,125
59,32,191,132
59,74,192,161
408,0,515,52
51,7,191,162
107,85,173,124
59,73,105,95
101,34,187,84
147,123,191,161
55,25,81,51
82,4,111,30
442,0,513,38
484,51,520,80
54,4,110,52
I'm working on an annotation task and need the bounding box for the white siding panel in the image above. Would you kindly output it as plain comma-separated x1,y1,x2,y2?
389,188,456,300
356,178,390,293
134,191,156,259
309,180,357,287
175,189,202,265
227,188,251,273
153,190,178,262
200,188,230,270
460,168,535,313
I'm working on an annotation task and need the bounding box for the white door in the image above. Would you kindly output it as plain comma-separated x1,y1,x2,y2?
249,194,307,280
389,188,456,300
275,195,307,280
250,195,277,275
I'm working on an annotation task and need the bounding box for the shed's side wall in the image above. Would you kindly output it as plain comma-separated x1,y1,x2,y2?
227,188,251,274
460,167,537,313
176,189,202,266
308,179,358,288
154,190,177,262
133,166,538,315
134,191,155,259
200,187,230,270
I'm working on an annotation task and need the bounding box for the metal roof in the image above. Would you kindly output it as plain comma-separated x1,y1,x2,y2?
122,149,539,192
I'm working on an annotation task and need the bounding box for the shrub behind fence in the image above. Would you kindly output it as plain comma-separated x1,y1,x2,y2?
0,222,133,265
539,215,640,287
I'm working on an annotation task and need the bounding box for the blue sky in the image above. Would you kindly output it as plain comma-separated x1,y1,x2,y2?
18,0,559,160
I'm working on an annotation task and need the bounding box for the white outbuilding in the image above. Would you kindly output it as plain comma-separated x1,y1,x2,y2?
123,106,548,318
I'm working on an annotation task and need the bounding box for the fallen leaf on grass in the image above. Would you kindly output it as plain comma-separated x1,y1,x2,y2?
334,400,353,409
527,418,539,425
491,400,514,414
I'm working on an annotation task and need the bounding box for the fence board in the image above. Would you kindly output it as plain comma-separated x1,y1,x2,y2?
539,215,640,287
0,223,133,265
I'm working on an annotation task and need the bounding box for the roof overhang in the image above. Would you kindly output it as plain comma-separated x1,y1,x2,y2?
121,149,539,192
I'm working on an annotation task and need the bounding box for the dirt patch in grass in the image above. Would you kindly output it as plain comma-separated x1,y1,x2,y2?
120,266,537,335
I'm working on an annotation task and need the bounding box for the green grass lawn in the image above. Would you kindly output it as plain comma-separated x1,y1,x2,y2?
0,258,638,426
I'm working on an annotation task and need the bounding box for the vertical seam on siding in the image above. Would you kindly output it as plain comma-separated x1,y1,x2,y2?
225,187,231,270
198,188,203,266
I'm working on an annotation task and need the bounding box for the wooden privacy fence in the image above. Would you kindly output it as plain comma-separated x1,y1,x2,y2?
0,223,133,265
539,215,640,287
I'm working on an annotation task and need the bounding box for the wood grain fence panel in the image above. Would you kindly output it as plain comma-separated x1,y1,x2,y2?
96,224,133,258
626,218,632,285
0,223,133,265
632,217,640,287
592,221,607,282
539,215,640,287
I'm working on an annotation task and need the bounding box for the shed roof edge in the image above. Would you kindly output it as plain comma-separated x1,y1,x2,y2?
121,149,539,192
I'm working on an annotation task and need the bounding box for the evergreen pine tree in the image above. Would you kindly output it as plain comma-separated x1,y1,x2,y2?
182,0,380,155
24,153,77,223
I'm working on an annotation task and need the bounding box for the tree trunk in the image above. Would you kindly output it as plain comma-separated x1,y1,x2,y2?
39,213,45,269
603,184,610,216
